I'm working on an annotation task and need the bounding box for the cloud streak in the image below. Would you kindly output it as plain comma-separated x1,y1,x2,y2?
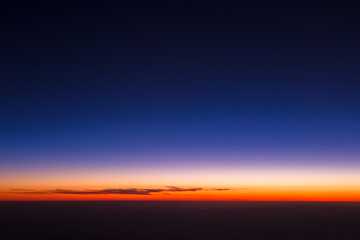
8,186,230,195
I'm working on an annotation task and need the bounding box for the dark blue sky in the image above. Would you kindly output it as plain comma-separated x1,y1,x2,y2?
1,1,360,168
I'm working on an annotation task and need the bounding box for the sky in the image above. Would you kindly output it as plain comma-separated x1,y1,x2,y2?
1,1,360,201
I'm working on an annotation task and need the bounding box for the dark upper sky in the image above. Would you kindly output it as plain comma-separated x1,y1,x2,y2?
1,1,360,167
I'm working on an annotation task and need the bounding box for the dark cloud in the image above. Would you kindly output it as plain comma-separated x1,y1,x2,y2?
51,188,160,195
166,186,203,192
7,186,226,195
212,188,231,191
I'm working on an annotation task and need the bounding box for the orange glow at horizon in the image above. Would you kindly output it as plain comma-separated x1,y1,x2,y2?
1,166,360,201
2,186,360,201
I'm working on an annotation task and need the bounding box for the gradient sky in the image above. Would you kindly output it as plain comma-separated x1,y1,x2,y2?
1,1,360,201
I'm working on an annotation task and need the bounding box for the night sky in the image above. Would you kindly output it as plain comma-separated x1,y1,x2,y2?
1,1,360,201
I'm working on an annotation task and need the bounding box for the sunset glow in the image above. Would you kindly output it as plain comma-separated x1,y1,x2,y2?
1,1,360,204
2,163,359,201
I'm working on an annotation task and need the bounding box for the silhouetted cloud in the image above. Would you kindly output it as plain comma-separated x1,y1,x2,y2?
166,186,203,192
8,186,231,195
212,188,231,191
50,188,158,195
